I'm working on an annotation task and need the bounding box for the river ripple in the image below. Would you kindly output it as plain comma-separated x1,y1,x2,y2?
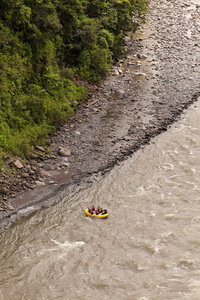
0,100,200,300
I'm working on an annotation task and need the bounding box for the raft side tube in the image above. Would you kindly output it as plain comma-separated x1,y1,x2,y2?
85,209,108,218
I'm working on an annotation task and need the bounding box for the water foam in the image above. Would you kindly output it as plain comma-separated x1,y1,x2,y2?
51,239,85,249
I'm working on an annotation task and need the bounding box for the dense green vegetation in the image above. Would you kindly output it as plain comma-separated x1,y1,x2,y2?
0,0,148,164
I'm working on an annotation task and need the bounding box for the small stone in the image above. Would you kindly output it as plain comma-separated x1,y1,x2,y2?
75,131,81,135
29,170,35,175
113,69,119,76
13,159,23,169
117,90,125,94
62,162,70,168
31,166,37,171
21,173,29,178
49,181,55,185
35,146,45,152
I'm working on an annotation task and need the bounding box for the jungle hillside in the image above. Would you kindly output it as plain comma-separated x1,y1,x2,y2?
0,0,148,166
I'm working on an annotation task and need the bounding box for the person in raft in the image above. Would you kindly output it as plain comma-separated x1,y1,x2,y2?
88,207,107,215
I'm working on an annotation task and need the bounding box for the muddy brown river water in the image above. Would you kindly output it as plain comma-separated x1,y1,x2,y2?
1,0,200,299
0,101,200,300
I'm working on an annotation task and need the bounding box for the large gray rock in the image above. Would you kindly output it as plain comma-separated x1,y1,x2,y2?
58,147,71,156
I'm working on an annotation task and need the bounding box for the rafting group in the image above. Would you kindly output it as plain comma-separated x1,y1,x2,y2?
85,206,108,218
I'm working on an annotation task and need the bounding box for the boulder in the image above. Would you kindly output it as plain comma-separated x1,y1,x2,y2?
13,159,23,169
0,187,9,194
58,147,71,156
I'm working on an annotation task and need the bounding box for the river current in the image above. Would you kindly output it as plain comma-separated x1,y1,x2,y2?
0,98,200,299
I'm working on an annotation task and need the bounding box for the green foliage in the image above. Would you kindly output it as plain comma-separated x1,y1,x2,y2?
100,29,115,48
0,0,148,163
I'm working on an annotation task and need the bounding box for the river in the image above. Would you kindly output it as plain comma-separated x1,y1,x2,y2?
0,99,200,299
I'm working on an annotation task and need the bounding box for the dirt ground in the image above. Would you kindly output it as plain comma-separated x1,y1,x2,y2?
1,0,200,231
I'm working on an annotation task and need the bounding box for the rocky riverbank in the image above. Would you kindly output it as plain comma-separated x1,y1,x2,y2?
1,0,200,231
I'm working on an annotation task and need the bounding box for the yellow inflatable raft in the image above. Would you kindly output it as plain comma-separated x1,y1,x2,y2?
85,208,108,218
